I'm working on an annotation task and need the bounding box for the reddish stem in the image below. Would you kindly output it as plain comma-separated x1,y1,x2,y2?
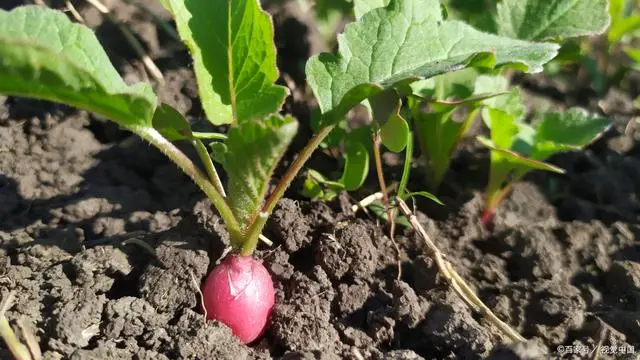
480,207,495,226
481,185,513,226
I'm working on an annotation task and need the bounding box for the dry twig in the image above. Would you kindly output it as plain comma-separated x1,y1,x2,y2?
84,0,164,84
351,192,384,213
17,320,41,360
188,269,207,323
64,0,85,23
396,197,525,343
0,291,33,360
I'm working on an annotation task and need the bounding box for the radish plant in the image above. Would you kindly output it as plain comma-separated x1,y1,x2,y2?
0,3,295,344
0,0,610,345
477,90,611,224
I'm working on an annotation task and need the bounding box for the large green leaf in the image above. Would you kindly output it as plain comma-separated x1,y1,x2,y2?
496,0,610,41
0,6,156,128
212,115,298,227
167,0,288,125
306,0,559,121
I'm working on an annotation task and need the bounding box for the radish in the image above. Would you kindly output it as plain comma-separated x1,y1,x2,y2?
202,255,275,344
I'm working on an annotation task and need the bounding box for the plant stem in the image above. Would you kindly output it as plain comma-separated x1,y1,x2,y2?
481,184,513,225
136,127,243,244
240,212,269,256
372,131,392,217
372,131,402,279
426,159,449,193
192,138,226,197
240,124,335,256
397,133,413,198
263,124,335,215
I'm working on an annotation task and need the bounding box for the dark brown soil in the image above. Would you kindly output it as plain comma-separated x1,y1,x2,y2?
2,1,640,360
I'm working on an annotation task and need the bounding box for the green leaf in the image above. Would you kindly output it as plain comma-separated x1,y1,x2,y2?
152,103,192,141
214,115,298,227
316,0,354,20
368,201,411,227
477,135,565,174
402,191,444,205
625,47,640,64
370,90,410,152
608,0,640,45
415,103,478,190
478,107,610,211
306,0,559,121
478,103,609,216
353,0,389,19
158,0,172,13
474,75,525,119
496,0,610,41
410,67,478,100
532,107,611,160
442,0,498,32
380,113,410,152
0,6,156,129
302,176,325,200
168,0,288,125
301,169,344,201
340,139,370,191
608,15,640,44
481,107,519,149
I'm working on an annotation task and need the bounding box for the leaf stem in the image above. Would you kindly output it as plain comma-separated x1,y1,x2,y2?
192,138,226,197
240,124,335,256
136,127,243,244
397,132,413,198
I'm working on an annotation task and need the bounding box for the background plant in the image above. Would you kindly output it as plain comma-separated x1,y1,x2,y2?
304,0,611,225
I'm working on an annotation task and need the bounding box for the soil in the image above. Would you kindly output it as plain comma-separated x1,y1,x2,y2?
2,1,640,360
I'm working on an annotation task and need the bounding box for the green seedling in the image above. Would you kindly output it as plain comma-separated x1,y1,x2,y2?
408,68,508,191
478,106,611,224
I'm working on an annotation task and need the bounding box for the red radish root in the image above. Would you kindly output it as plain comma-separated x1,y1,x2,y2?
202,255,275,344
